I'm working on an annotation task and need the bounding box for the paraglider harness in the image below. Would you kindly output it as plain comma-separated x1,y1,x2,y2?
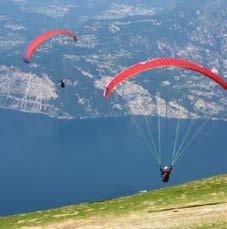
160,166,173,183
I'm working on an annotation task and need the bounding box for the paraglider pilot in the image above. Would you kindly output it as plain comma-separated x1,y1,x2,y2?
59,80,65,88
160,166,173,183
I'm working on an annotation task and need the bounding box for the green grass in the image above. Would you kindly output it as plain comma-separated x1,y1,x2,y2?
0,174,226,228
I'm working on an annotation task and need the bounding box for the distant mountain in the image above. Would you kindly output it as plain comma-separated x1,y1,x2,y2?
0,0,226,120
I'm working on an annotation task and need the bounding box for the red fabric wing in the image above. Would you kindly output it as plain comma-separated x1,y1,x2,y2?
22,30,77,63
104,58,227,98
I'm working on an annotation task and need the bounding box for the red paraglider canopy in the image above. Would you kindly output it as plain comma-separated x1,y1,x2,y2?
22,29,77,63
104,58,227,98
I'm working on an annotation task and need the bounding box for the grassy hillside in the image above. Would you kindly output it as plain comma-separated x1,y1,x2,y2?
0,174,226,229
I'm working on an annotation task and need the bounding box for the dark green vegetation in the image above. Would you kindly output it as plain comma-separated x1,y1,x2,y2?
0,174,226,228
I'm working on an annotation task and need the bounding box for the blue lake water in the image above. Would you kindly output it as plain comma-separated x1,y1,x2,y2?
0,109,226,216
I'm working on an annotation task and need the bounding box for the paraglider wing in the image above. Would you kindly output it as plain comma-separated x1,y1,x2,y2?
22,29,77,63
104,58,227,98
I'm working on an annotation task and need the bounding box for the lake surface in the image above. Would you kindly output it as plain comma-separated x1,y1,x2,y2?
0,109,226,216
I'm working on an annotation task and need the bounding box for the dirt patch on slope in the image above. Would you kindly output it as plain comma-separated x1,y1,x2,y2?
22,202,227,229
